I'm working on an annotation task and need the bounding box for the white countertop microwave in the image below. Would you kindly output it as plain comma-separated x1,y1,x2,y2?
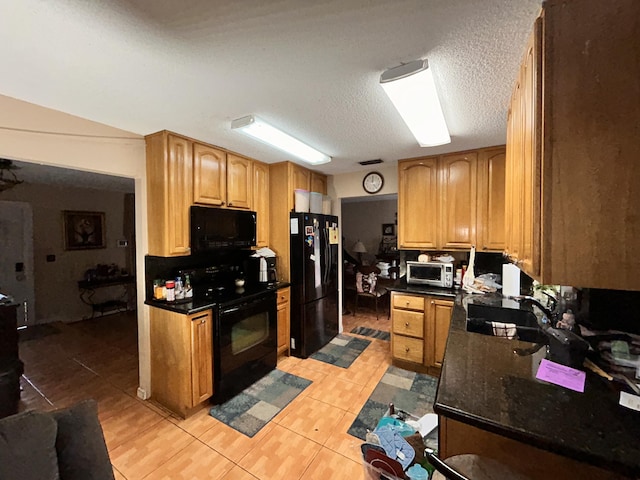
406,261,454,288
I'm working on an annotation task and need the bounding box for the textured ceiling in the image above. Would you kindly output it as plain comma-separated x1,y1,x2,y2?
0,0,542,176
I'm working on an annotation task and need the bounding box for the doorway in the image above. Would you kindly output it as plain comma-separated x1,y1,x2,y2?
0,201,35,326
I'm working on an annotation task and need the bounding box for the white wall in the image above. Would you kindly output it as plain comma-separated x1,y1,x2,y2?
0,94,151,398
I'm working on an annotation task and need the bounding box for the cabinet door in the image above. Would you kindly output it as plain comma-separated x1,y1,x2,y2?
477,147,506,252
276,287,290,356
253,161,270,247
310,172,327,194
226,154,252,209
193,143,226,206
440,152,478,249
398,158,439,249
290,164,311,192
426,298,453,368
505,73,523,263
519,24,542,279
190,311,213,406
166,134,193,256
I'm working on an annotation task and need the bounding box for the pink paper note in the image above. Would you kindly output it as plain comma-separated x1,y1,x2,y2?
535,358,586,393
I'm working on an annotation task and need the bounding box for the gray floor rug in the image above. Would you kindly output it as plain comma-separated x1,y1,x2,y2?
348,365,439,443
209,369,311,437
350,326,390,341
310,333,371,368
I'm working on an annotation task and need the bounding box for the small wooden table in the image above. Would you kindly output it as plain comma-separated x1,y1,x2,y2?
78,276,135,318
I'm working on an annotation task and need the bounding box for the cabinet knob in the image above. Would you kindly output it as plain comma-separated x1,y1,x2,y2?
431,301,435,305
221,201,225,205
228,202,233,206
405,347,410,352
200,319,206,324
483,245,488,250
405,322,409,327
405,301,410,306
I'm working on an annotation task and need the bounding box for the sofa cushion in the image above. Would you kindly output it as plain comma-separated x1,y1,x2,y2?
0,410,60,480
51,399,115,480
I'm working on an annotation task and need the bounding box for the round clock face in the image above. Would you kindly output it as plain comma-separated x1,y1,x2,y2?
363,171,384,194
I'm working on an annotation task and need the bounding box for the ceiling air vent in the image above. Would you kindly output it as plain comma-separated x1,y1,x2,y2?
358,159,383,166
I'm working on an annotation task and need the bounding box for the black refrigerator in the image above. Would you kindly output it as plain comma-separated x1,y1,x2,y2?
289,212,339,358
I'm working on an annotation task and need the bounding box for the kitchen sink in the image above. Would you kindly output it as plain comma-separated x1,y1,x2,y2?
466,303,548,344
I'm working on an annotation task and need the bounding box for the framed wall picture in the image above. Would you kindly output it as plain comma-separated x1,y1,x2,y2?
63,210,106,250
382,223,395,236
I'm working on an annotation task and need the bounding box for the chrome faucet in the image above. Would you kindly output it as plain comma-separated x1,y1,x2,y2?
513,295,557,330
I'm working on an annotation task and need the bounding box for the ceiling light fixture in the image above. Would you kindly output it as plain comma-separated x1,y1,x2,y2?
231,115,331,165
380,59,451,147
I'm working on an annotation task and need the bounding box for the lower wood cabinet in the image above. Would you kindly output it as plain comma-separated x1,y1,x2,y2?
276,287,290,356
439,417,622,480
390,292,453,373
150,308,213,418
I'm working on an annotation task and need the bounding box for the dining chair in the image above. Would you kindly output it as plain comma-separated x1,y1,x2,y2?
354,265,389,320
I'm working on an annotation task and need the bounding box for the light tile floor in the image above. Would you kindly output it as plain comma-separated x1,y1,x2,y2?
17,304,392,480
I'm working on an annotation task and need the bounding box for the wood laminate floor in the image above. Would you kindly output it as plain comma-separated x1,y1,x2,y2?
17,306,391,479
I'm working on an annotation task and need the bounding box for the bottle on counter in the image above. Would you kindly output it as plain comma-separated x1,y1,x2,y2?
165,280,175,302
175,276,184,300
153,279,165,300
184,274,193,299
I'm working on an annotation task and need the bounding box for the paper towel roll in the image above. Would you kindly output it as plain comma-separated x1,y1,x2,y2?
502,263,521,297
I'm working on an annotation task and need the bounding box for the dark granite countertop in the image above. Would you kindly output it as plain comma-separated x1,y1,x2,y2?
434,294,640,477
145,281,290,315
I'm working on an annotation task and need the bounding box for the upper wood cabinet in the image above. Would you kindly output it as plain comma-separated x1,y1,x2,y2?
193,142,226,206
477,147,507,252
398,146,505,252
398,157,439,250
226,153,252,210
506,0,640,290
252,160,270,248
290,163,311,193
146,131,193,257
440,152,478,250
269,162,329,282
193,147,252,210
310,172,328,194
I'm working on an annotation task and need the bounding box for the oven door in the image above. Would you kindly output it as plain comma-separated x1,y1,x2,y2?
213,292,277,403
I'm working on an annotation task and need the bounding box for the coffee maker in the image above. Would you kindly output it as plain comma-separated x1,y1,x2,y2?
247,256,278,284
265,257,277,284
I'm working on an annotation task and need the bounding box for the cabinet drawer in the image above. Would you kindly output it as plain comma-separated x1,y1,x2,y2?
393,294,424,311
277,287,290,305
392,335,424,364
392,309,424,338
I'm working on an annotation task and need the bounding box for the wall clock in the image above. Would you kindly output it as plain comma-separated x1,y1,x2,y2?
363,171,384,194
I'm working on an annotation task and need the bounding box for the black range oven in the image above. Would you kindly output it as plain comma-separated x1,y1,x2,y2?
212,290,277,404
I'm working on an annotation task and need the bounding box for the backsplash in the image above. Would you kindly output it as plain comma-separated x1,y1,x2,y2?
144,250,254,301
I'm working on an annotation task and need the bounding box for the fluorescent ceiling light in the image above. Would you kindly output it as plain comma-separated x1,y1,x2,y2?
380,59,451,147
231,115,331,165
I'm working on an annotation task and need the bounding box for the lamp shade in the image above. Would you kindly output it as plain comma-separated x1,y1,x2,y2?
352,241,367,253
380,59,451,147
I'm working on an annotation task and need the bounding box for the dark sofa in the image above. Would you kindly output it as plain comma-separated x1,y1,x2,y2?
0,399,115,480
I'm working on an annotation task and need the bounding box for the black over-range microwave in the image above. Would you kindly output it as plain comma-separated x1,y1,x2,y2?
190,206,257,252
